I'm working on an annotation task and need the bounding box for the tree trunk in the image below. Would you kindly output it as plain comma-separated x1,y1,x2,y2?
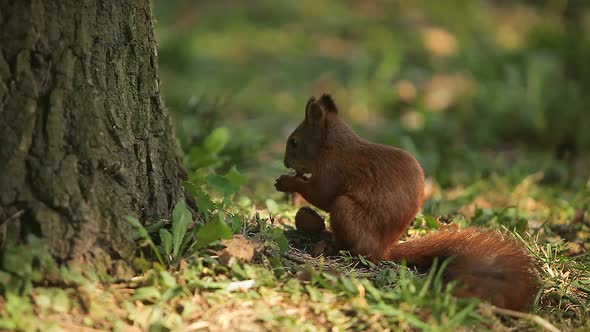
0,0,184,275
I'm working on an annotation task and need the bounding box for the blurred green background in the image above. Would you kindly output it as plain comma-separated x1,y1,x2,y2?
153,0,590,202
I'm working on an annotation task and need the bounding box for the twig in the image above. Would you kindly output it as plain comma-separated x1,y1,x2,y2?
59,322,121,332
0,210,24,226
491,306,561,332
282,251,310,264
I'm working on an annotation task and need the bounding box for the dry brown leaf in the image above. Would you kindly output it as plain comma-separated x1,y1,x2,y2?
566,242,583,256
218,235,263,266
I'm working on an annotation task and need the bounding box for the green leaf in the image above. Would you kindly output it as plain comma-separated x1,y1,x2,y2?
305,285,323,302
132,257,152,272
131,286,161,302
128,216,167,265
271,228,289,253
204,127,229,154
265,199,279,215
184,181,216,212
224,166,246,191
206,174,234,197
446,303,477,326
148,321,170,332
339,276,358,295
424,215,439,229
195,215,232,249
127,216,149,240
1,246,33,277
159,271,177,289
188,146,218,169
227,214,244,234
358,255,375,268
51,289,71,313
361,279,382,302
159,229,173,256
0,318,16,331
172,200,193,257
145,220,166,234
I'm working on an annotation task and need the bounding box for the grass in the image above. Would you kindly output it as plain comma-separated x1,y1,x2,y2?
2,0,590,331
2,177,588,330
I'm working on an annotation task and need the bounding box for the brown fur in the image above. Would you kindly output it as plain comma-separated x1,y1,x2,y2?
275,94,538,311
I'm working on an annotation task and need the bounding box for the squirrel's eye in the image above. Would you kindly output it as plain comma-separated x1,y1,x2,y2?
289,137,298,148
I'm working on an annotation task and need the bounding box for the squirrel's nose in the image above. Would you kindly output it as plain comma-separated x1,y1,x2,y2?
284,158,291,169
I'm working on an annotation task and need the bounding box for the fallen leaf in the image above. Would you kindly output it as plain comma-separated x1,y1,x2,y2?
218,235,263,266
566,242,583,256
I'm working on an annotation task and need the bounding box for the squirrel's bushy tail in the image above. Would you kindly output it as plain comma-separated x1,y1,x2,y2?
387,228,538,311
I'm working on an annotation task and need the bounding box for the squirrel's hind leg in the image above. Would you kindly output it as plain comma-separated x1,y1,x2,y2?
329,196,389,261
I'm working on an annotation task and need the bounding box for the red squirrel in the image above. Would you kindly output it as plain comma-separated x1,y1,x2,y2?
275,94,537,311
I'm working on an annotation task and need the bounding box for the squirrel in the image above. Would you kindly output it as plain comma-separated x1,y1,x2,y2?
275,94,538,311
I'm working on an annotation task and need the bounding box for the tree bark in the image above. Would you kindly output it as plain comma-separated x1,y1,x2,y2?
0,0,184,275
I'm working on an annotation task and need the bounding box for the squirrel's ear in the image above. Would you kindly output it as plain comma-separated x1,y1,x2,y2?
304,97,316,115
319,94,338,114
305,96,324,123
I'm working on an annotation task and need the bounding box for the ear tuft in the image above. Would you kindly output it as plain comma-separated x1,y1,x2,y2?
305,96,316,111
304,96,316,120
319,94,338,113
305,96,322,123
307,102,324,122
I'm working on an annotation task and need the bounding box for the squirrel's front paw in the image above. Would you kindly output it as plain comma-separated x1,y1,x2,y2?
274,174,301,193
